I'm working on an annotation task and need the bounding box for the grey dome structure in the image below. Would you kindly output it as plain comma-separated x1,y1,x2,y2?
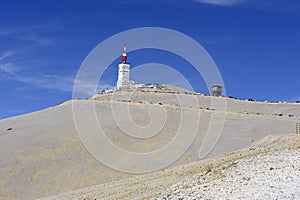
212,84,223,97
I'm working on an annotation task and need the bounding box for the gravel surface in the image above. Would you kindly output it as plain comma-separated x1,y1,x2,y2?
154,148,300,200
40,135,300,200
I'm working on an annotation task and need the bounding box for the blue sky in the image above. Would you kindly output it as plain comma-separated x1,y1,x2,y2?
1,0,300,119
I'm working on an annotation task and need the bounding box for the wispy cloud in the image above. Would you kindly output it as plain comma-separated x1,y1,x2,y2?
0,21,115,97
194,0,247,6
0,61,115,96
15,35,55,46
0,22,64,48
0,21,76,93
0,51,13,61
0,62,75,92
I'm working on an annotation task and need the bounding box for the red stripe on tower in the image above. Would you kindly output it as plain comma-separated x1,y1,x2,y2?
122,43,127,63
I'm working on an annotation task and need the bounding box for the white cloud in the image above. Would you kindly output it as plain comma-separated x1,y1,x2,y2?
0,62,115,96
16,74,74,92
0,63,18,74
0,22,84,96
0,51,13,61
0,22,63,48
16,35,54,46
194,0,247,6
0,62,75,92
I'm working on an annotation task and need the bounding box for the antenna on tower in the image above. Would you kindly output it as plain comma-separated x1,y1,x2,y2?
122,42,127,63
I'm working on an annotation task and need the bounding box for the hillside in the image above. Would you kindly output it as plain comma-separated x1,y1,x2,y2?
40,134,300,199
0,85,299,199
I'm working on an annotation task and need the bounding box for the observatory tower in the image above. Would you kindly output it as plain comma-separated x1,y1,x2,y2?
117,43,130,89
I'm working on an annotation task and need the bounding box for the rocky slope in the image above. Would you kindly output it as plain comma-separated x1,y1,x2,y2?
40,134,300,199
155,140,300,199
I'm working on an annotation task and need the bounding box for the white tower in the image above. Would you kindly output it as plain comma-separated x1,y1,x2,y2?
117,43,130,89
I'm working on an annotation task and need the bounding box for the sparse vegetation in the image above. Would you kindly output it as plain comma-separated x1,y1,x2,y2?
205,165,213,173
